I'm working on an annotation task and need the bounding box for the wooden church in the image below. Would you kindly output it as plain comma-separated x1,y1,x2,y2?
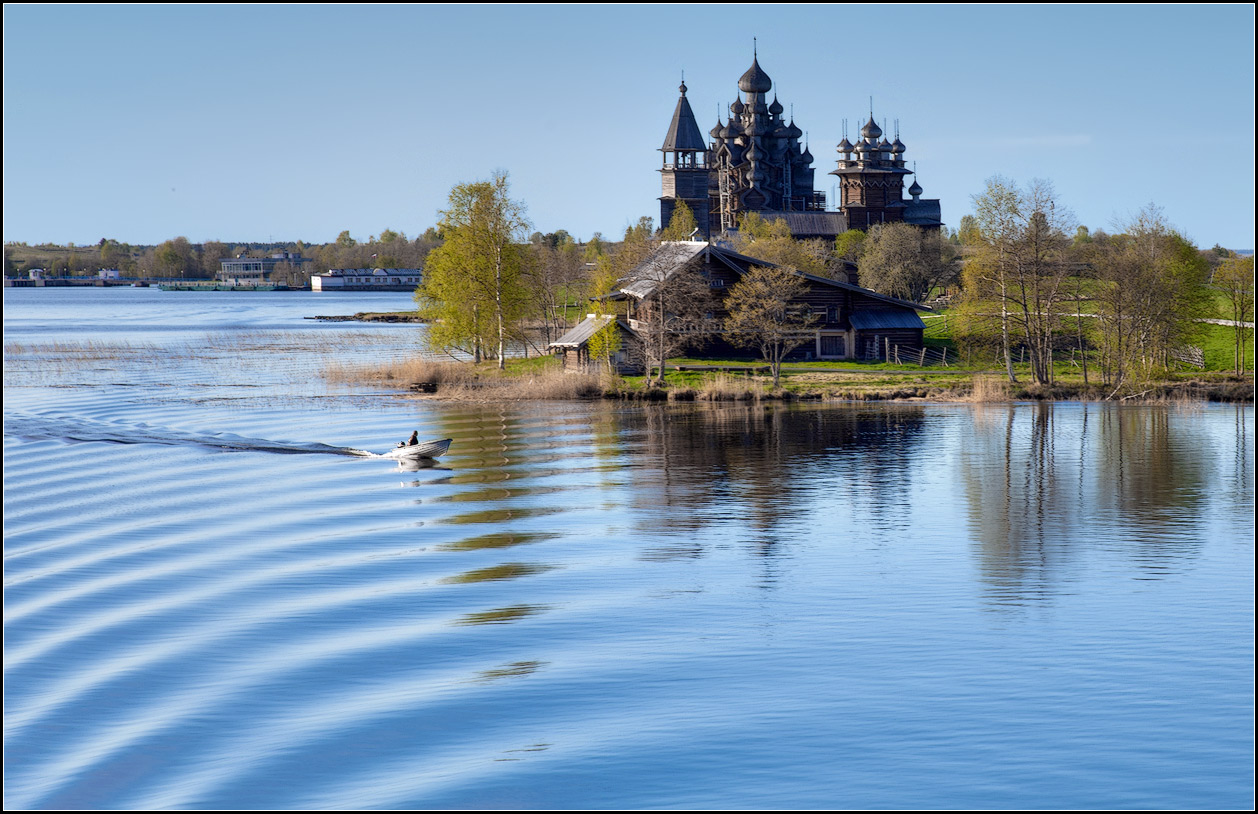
658,53,942,240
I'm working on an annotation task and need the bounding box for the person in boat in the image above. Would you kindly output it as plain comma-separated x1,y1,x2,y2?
401,430,418,447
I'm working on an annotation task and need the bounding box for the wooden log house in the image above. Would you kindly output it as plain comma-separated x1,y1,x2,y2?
552,241,929,367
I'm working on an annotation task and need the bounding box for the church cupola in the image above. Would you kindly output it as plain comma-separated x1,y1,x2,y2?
831,111,940,230
738,56,773,96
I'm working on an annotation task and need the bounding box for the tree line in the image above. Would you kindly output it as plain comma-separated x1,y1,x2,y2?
3,230,444,282
414,170,1253,385
952,176,1253,385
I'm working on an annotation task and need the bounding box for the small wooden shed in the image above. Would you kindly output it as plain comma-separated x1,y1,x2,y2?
549,314,643,375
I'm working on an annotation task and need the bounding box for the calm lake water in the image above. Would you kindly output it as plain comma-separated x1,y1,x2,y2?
3,287,1254,810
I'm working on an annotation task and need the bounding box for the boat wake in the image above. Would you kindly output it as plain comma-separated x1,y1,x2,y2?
4,412,378,458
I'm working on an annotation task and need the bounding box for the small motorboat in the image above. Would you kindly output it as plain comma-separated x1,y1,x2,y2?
383,438,452,461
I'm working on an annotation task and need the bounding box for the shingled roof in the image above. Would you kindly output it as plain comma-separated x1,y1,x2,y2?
550,314,629,348
660,82,707,153
616,240,932,313
617,241,708,299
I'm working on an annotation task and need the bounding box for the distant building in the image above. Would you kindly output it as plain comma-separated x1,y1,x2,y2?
311,268,422,292
658,53,941,240
98,268,121,280
218,251,310,286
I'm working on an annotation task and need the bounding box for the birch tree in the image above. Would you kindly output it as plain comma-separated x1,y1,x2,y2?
416,172,532,368
1214,255,1255,374
585,254,623,372
963,177,1075,384
1089,207,1212,388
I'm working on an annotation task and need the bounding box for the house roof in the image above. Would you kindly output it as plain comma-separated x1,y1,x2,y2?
617,241,707,299
736,211,848,239
549,314,636,348
849,309,927,331
903,198,943,227
615,240,934,313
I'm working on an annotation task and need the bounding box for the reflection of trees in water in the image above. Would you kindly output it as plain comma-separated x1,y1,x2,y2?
1091,407,1212,570
961,403,1083,605
1229,405,1252,516
961,403,1222,607
624,403,930,561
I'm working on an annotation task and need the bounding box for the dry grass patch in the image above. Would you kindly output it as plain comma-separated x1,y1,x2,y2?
967,375,1010,402
324,357,478,388
696,372,766,401
324,356,611,400
465,368,606,400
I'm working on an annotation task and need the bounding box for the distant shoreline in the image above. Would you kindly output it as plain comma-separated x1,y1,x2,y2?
306,312,424,323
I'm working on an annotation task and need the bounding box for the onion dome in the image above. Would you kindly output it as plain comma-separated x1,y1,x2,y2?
711,120,725,139
800,145,814,164
769,96,784,116
731,97,745,116
908,179,923,198
785,119,803,140
860,116,882,140
837,137,854,154
891,137,906,154
738,56,773,94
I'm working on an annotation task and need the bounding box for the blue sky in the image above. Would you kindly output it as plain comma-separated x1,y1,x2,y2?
3,4,1254,250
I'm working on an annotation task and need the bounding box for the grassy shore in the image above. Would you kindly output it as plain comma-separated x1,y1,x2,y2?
323,353,1254,404
320,304,1253,403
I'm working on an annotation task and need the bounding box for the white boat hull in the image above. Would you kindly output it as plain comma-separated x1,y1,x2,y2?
383,438,451,460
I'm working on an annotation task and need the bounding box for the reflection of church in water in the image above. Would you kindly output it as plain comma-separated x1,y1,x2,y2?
659,53,942,240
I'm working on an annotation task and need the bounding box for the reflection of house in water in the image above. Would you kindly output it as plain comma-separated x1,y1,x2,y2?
624,403,929,558
553,241,930,367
